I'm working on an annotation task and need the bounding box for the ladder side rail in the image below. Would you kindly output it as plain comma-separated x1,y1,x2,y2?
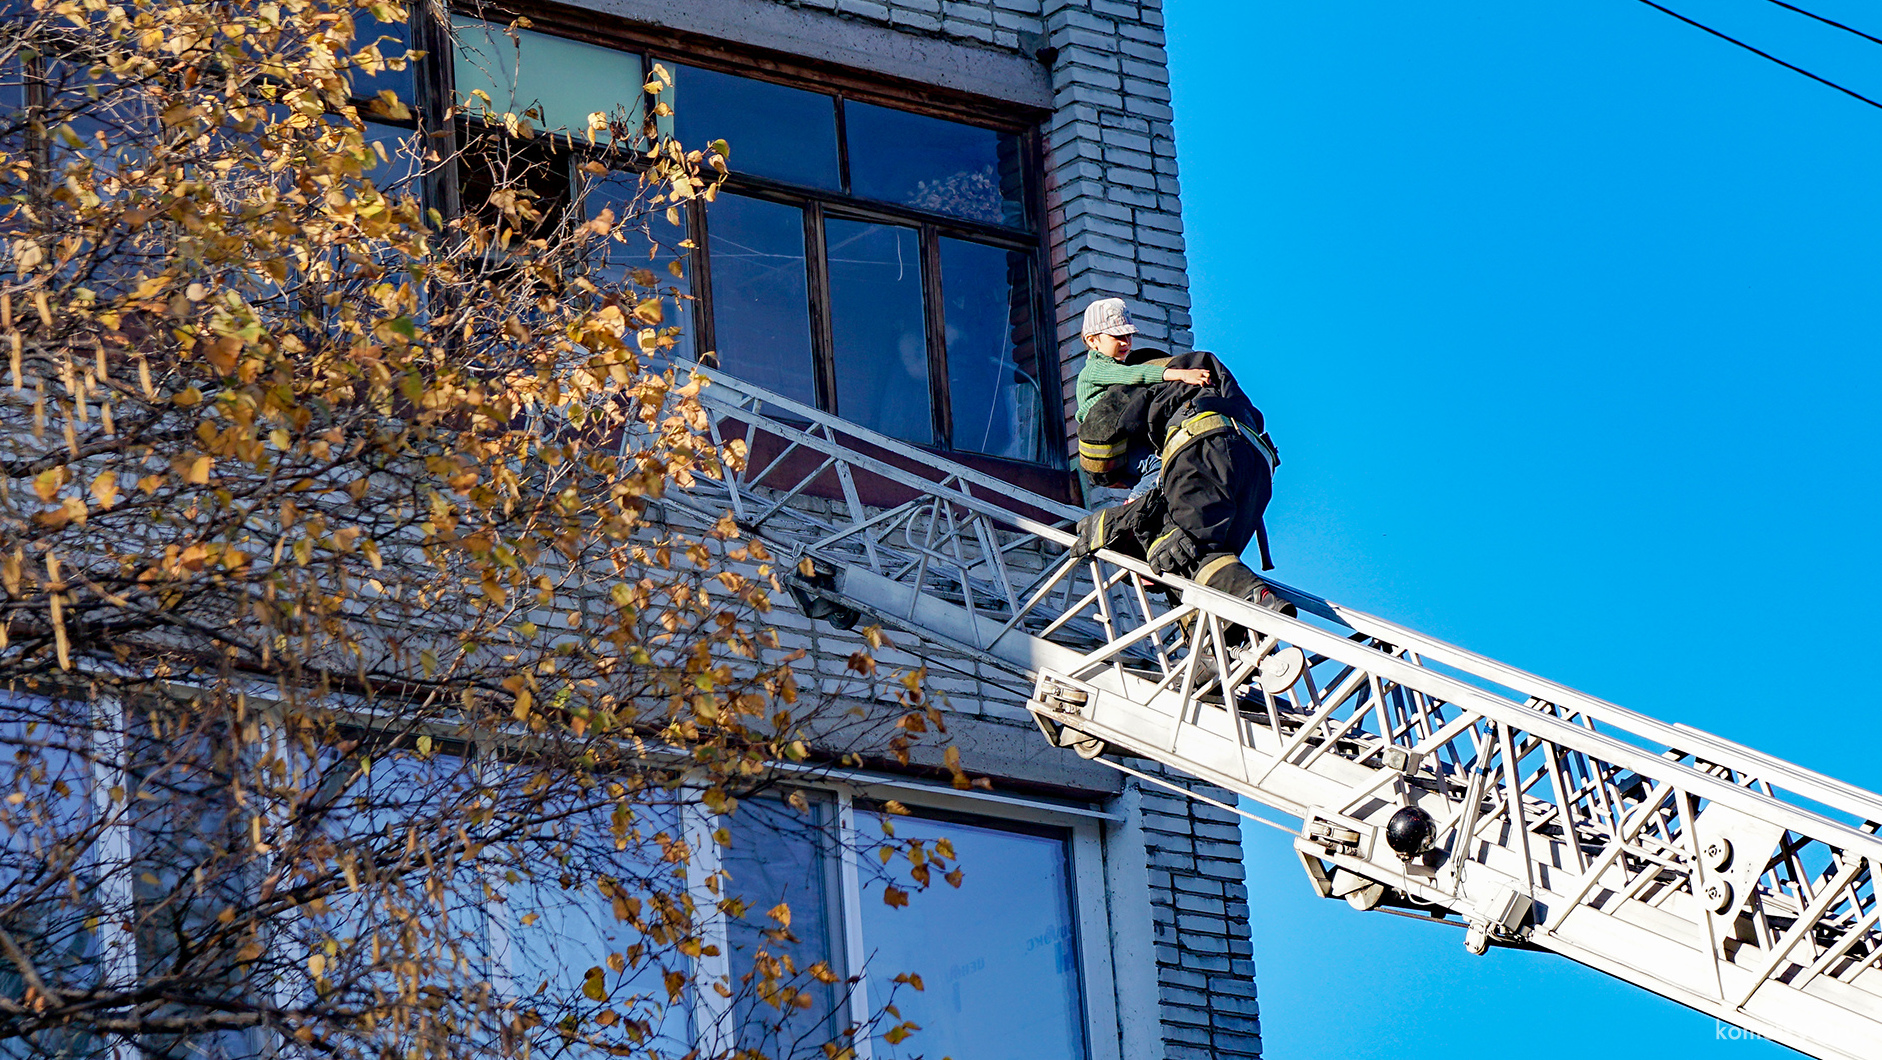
682,390,1186,661
1040,601,1882,1055
684,369,1365,649
1311,602,1882,825
683,364,1090,524
1029,555,1882,904
1169,581,1882,865
669,374,1882,1055
692,386,1092,618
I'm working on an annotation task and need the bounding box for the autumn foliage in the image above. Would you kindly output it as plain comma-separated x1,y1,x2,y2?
0,2,953,1058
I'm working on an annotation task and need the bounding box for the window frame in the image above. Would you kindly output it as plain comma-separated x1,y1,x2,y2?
693,177,1049,457
829,780,1122,1060
493,771,1114,1060
488,763,1123,1060
441,1,1063,472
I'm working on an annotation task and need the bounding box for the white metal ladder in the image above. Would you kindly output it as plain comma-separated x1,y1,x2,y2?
648,367,1882,1060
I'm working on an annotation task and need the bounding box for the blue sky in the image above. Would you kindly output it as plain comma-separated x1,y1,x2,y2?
1166,1,1882,1056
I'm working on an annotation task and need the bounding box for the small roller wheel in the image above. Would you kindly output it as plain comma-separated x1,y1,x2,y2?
1069,734,1110,760
1043,682,1090,714
1257,646,1307,693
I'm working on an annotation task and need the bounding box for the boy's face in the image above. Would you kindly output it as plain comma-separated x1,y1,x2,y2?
1085,332,1131,361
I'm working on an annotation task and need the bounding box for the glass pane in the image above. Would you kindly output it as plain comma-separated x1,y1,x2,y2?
125,709,264,1060
582,173,695,363
452,17,642,141
845,101,1026,228
861,816,1085,1060
43,63,153,296
826,219,931,444
0,693,103,1060
671,65,839,190
723,801,840,1060
310,750,490,959
45,61,151,180
505,802,692,1056
364,121,423,196
940,238,1046,462
0,57,23,160
347,9,415,105
705,194,816,406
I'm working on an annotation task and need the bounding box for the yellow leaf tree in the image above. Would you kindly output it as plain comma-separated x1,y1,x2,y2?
0,3,961,1059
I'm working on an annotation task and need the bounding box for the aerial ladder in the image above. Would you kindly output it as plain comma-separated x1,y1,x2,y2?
646,366,1882,1060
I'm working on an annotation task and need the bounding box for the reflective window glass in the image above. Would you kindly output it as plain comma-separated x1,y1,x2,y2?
124,709,267,1060
844,101,1025,228
671,65,839,191
940,239,1044,462
504,801,692,1056
44,64,153,296
0,57,23,159
307,750,490,962
347,9,415,105
723,800,842,1060
452,18,643,141
0,694,103,1060
861,816,1085,1060
45,62,151,182
826,219,931,444
705,194,816,406
583,173,695,363
365,121,423,196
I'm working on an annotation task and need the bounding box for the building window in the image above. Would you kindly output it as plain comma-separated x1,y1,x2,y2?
702,193,815,407
445,19,1055,466
706,794,1093,1060
721,798,845,1058
0,694,106,1060
501,797,693,1056
672,65,839,191
825,219,931,444
857,812,1086,1060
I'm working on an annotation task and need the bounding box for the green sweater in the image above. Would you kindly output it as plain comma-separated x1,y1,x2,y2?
1075,356,1164,421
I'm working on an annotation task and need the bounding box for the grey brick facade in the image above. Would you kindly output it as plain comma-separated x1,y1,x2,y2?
1039,0,1193,444
596,3,1254,1056
1138,772,1262,1060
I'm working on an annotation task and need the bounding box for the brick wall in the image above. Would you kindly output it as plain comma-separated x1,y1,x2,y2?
787,0,1048,53
1040,0,1192,444
1137,771,1262,1060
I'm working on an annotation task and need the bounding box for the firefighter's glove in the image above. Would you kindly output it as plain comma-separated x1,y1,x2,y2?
1071,509,1111,558
1147,525,1201,575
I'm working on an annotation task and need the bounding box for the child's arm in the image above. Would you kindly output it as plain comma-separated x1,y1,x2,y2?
1080,357,1166,388
1163,366,1211,386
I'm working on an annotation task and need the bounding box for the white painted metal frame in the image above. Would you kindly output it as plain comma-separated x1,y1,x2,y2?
639,366,1882,1060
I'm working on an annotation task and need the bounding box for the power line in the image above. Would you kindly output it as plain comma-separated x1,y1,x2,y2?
1764,0,1882,50
1634,0,1882,111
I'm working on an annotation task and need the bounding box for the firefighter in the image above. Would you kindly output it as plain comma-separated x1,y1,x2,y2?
1072,350,1294,619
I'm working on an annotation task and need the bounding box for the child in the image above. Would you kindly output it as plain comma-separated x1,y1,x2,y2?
1074,297,1210,422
